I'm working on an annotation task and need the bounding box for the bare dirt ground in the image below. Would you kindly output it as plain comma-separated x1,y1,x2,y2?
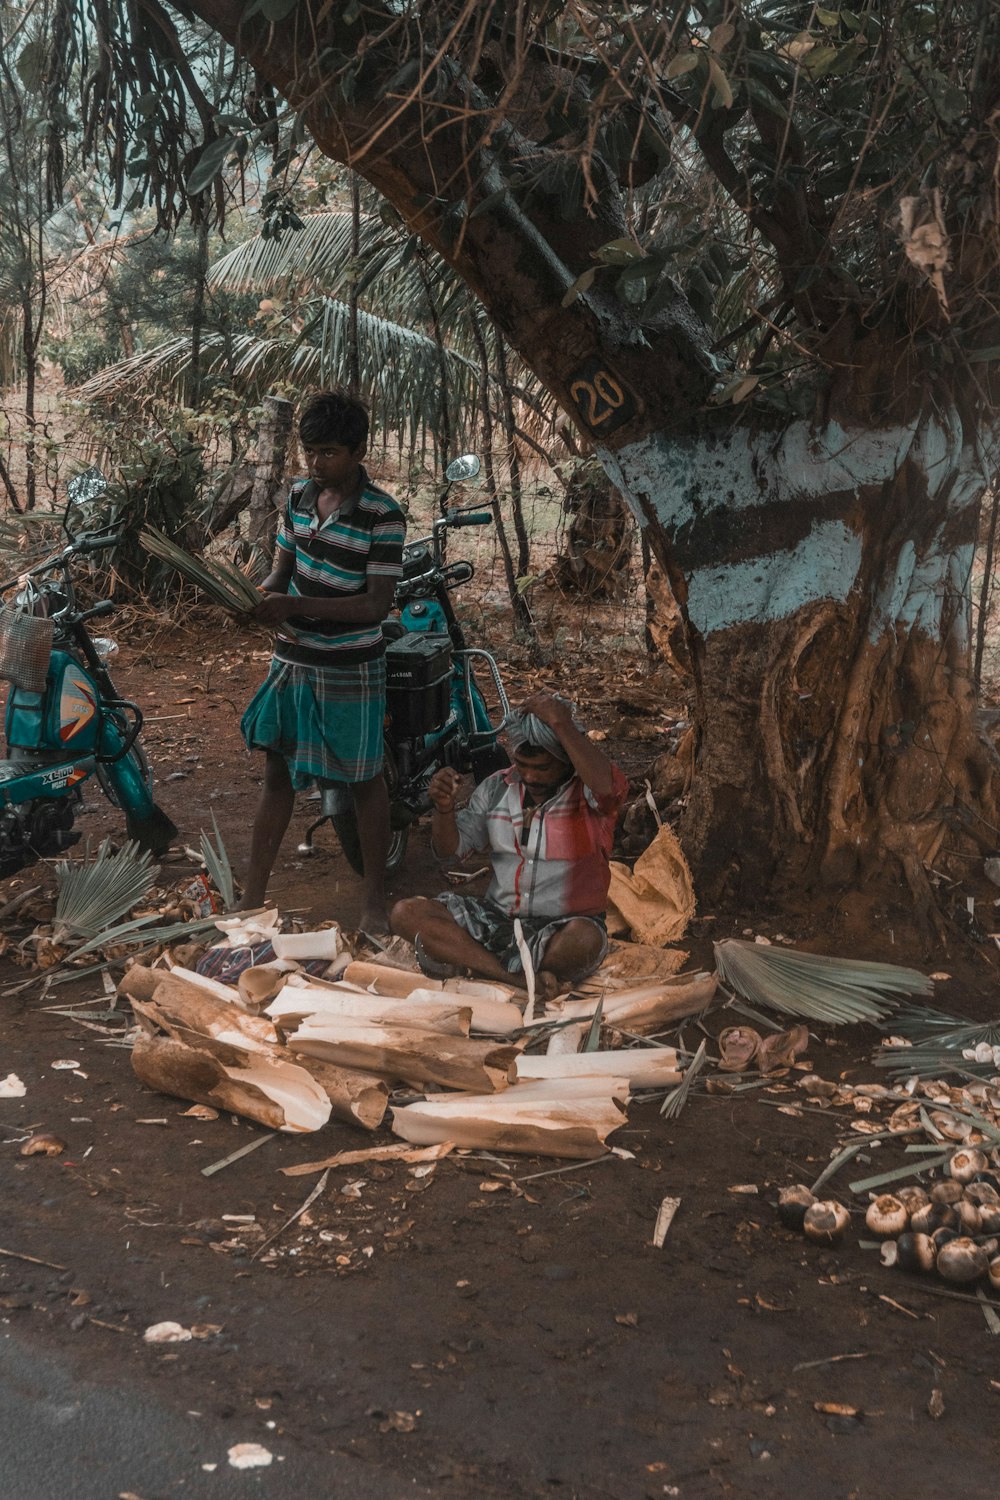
3,615,1000,1499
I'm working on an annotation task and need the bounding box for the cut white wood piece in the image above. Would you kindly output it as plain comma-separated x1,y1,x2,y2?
288,1018,517,1093
515,1049,680,1088
391,1085,628,1158
423,1075,630,1105
653,1196,681,1247
238,966,289,1011
132,1031,331,1133
340,961,438,996
285,1054,388,1132
441,978,518,1003
284,972,369,994
546,1022,587,1056
514,917,536,1025
267,987,473,1036
130,976,280,1051
160,964,245,1006
342,961,518,1003
399,987,523,1036
271,927,342,961
552,972,717,1033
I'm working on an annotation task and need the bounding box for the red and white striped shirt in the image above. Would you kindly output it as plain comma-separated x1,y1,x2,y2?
450,763,629,919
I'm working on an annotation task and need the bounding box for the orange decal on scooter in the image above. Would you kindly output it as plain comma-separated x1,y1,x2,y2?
59,670,97,741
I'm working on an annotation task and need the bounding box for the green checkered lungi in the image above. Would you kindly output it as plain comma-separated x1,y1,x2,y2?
241,656,385,789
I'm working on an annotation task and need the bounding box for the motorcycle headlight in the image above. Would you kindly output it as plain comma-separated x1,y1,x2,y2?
92,636,118,661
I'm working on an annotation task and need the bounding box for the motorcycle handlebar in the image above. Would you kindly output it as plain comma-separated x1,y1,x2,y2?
444,511,492,527
76,533,121,554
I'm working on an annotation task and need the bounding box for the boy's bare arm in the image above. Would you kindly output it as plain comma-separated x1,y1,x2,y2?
253,575,396,627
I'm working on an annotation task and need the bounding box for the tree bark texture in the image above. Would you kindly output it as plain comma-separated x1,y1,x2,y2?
248,394,294,551
601,409,1000,908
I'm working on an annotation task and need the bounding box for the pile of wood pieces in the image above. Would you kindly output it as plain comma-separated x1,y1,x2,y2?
121,925,718,1160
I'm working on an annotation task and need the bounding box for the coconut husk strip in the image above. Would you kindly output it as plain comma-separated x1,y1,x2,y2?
342,961,518,1003
267,987,473,1036
287,1018,517,1093
515,1049,681,1088
131,1032,331,1133
553,972,717,1032
238,967,289,1011
130,975,280,1051
390,1086,628,1158
280,1141,454,1177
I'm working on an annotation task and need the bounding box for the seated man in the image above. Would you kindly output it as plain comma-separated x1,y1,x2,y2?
390,692,629,1000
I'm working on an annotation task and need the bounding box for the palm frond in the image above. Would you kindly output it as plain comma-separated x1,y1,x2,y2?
53,839,158,944
714,940,931,1025
659,1038,707,1119
139,525,263,613
873,1004,1000,1079
200,811,237,912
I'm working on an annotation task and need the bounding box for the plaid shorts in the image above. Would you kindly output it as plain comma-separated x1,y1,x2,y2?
435,893,607,980
241,656,385,789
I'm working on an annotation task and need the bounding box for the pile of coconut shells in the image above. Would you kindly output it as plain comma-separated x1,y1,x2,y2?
779,1147,1000,1290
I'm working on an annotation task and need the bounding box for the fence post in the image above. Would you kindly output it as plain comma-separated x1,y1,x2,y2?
248,396,294,552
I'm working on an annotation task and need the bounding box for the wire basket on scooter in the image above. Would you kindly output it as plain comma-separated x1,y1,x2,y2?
0,605,54,693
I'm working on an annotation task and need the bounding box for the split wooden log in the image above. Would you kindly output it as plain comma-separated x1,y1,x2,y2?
287,1054,388,1131
164,964,249,1005
391,1078,629,1158
551,972,717,1033
117,963,167,1004
287,1017,517,1093
131,1031,331,1133
546,1022,587,1056
131,997,388,1131
342,961,517,1003
267,985,474,1037
130,974,280,1051
312,966,523,1034
515,1049,681,1088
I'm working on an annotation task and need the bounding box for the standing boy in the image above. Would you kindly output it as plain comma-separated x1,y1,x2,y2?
241,390,405,930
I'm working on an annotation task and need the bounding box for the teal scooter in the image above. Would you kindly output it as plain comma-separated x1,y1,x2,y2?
0,472,176,874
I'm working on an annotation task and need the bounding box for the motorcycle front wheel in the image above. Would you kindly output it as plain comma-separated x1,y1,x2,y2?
332,742,409,876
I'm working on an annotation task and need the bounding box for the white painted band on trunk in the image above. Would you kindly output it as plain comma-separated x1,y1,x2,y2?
684,520,863,634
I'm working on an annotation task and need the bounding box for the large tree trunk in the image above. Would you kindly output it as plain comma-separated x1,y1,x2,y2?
172,0,1000,915
601,409,1000,913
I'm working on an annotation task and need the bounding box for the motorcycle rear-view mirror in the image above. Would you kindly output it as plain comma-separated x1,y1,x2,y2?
67,467,108,507
64,467,108,539
444,454,480,483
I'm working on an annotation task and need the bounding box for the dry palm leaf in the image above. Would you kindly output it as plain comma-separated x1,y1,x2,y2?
139,527,263,615
873,1005,1000,1079
714,940,931,1025
53,839,158,944
200,811,236,911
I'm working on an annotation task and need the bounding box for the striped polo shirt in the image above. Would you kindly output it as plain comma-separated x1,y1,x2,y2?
273,471,406,667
